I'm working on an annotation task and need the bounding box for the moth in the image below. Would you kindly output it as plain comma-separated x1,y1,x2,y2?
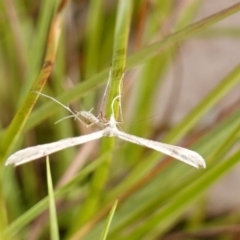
6,93,206,168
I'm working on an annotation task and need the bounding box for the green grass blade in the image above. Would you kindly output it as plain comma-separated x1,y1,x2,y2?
107,111,240,238
2,2,240,240
99,199,118,240
163,65,240,143
106,64,240,200
46,157,59,240
1,2,237,138
104,0,133,118
75,0,133,227
79,108,240,239
83,0,104,109
18,0,60,102
127,150,240,239
0,2,66,162
4,152,110,238
127,2,240,68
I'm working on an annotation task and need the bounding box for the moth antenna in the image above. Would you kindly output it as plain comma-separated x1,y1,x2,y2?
33,91,81,122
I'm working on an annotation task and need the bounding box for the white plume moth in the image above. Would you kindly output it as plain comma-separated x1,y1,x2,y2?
5,93,206,168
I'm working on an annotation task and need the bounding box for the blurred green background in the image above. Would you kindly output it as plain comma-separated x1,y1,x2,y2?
1,0,240,239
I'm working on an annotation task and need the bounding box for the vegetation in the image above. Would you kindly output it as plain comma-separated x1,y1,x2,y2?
1,1,240,239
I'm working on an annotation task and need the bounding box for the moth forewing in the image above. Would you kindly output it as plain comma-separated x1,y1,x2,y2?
113,129,205,169
6,130,105,166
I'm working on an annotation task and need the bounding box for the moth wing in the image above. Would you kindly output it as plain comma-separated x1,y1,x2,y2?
6,130,105,166
115,130,205,168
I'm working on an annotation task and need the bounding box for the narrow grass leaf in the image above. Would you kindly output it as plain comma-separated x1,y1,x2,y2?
76,0,133,227
3,3,239,136
4,152,110,238
0,1,67,162
46,157,59,240
99,199,118,240
127,150,240,239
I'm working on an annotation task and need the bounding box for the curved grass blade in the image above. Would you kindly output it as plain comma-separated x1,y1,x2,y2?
0,1,67,162
5,3,239,135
